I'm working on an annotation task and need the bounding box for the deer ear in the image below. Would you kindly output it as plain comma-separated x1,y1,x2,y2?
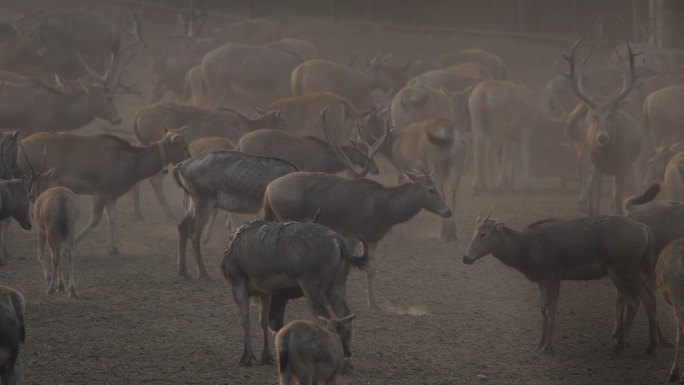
317,316,330,326
44,168,56,178
494,222,505,231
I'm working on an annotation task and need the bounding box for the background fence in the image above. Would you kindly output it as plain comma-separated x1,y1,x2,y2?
132,0,681,48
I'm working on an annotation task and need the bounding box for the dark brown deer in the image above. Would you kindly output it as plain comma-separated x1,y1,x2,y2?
0,285,25,385
222,220,366,366
174,151,299,279
558,40,644,214
463,212,658,355
262,168,452,311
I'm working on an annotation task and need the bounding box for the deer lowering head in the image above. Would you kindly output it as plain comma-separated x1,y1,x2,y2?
558,39,639,148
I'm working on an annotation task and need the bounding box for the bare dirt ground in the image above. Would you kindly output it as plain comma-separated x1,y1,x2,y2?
1,1,677,384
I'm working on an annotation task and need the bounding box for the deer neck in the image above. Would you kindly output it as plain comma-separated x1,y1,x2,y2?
490,229,530,276
131,143,166,182
60,92,99,130
383,183,424,227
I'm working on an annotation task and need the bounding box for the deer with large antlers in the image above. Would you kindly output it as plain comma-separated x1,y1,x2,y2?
559,40,644,214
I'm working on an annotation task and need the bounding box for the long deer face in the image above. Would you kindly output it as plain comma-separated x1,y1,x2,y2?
558,40,638,149
81,83,122,125
586,103,624,148
160,129,191,164
463,217,503,265
405,171,452,218
319,314,355,358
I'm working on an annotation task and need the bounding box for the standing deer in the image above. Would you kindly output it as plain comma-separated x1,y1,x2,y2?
31,180,80,298
222,220,366,366
389,117,466,241
558,40,644,214
131,102,285,220
0,54,123,136
174,151,299,279
291,59,374,110
18,130,189,256
262,122,452,311
463,212,658,355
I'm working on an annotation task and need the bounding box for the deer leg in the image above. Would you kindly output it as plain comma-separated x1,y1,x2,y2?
537,279,559,354
66,243,79,299
532,282,550,354
0,219,10,264
471,136,487,195
613,172,625,215
576,148,588,210
231,279,256,367
202,209,218,245
131,182,143,220
633,275,659,354
46,244,60,295
148,173,176,221
521,135,532,193
327,280,351,319
670,322,683,383
104,200,120,256
298,280,332,319
495,142,512,193
608,271,639,355
258,294,275,365
440,172,459,242
36,231,50,283
364,242,383,312
587,167,603,215
177,209,194,279
75,197,106,245
190,203,212,281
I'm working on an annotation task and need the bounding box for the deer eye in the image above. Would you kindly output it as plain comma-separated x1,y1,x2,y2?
477,232,485,239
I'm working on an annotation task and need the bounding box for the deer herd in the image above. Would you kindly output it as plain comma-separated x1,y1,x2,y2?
0,2,684,384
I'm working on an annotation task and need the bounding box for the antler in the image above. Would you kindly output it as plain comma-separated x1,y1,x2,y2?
557,39,596,109
320,106,387,178
17,142,47,183
77,52,114,84
609,41,640,108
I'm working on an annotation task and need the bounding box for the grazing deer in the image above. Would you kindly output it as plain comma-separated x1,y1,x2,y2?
463,212,658,355
275,316,353,385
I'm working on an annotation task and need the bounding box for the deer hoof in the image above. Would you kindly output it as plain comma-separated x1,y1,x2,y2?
260,352,274,366
198,273,214,283
238,352,256,367
668,370,679,382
